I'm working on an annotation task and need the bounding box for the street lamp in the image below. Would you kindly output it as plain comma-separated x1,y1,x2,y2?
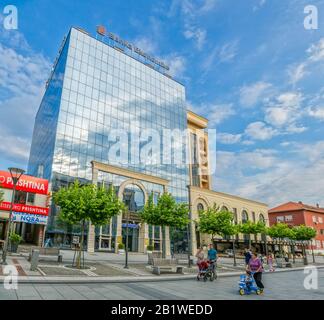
124,210,129,269
2,167,25,264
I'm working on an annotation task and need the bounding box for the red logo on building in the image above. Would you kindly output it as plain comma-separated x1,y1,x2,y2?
0,171,49,195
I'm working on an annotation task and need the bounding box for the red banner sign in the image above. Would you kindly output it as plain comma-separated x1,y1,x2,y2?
0,202,49,216
0,171,48,195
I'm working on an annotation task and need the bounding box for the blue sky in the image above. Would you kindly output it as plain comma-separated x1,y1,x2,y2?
1,0,324,207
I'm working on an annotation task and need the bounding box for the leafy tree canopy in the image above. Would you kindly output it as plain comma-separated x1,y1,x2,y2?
291,225,316,241
53,180,124,226
239,220,266,235
198,204,238,239
140,192,189,229
266,223,294,240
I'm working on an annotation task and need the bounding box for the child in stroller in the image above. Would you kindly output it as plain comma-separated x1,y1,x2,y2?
238,271,262,295
197,260,216,282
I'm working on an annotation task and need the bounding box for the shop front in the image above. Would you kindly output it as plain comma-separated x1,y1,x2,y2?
0,170,49,247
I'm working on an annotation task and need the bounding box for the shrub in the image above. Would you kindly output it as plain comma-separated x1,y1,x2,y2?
118,243,125,250
9,232,22,244
146,245,154,251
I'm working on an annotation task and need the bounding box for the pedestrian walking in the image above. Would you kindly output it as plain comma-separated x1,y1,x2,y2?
267,253,275,272
247,252,265,293
195,247,205,264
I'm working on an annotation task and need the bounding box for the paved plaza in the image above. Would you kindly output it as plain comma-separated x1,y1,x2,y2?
0,269,323,300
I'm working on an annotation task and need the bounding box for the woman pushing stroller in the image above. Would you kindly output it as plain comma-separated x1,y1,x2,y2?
246,252,265,294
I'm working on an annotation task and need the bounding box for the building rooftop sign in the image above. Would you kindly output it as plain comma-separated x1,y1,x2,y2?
95,25,170,72
0,171,49,195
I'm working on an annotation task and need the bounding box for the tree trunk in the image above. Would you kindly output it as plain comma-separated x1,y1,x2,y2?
162,225,166,259
249,234,252,250
76,221,85,269
232,238,237,266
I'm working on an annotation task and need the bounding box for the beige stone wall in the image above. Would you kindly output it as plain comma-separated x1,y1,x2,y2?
189,186,269,254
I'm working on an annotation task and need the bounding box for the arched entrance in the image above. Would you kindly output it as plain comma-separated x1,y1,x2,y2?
121,183,146,252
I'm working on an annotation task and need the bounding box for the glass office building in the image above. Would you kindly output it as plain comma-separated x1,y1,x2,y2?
28,27,189,252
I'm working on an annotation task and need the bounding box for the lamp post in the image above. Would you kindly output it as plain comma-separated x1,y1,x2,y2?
2,167,25,264
124,211,129,269
186,185,192,268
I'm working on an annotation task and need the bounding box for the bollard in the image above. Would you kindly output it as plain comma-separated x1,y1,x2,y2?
30,249,40,271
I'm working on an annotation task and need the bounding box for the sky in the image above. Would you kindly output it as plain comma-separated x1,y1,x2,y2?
1,0,324,207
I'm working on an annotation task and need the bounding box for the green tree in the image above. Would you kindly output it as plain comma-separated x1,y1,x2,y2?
291,225,316,265
266,223,294,258
141,192,189,258
198,204,238,240
198,205,239,265
238,221,266,249
53,181,124,268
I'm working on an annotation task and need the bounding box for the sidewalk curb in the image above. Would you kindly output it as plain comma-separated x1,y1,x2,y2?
1,265,323,284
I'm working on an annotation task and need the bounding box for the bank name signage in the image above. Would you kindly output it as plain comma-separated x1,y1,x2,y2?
12,212,48,225
96,25,170,71
0,202,49,216
0,171,49,195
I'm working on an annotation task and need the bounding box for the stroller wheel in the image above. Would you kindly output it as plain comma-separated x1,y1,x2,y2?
197,276,200,281
239,289,245,296
203,276,207,282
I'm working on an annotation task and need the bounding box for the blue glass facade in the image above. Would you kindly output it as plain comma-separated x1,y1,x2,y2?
28,27,189,248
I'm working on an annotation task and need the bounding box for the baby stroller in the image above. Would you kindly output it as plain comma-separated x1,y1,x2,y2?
197,260,216,282
238,272,262,295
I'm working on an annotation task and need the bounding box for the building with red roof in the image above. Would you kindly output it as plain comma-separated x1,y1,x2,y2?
269,201,324,253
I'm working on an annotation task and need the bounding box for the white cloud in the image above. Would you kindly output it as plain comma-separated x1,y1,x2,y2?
264,92,306,133
239,81,272,108
214,142,324,207
245,121,277,141
183,27,206,50
218,41,239,63
133,37,158,54
308,106,324,120
169,0,216,51
307,38,324,62
189,102,236,126
163,54,187,78
288,62,307,85
0,29,50,168
217,132,242,144
253,0,266,12
200,0,217,13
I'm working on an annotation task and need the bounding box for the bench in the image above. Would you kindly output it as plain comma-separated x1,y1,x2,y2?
28,247,63,263
276,259,292,268
151,258,184,275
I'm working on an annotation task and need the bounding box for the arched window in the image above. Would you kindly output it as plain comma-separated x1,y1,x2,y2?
242,210,249,223
259,214,265,223
123,184,145,213
197,203,204,212
221,206,229,211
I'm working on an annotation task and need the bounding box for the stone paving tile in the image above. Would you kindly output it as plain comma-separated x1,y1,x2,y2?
0,288,18,300
51,284,87,300
68,285,106,300
98,284,146,300
90,286,130,300
15,285,41,300
32,284,64,300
